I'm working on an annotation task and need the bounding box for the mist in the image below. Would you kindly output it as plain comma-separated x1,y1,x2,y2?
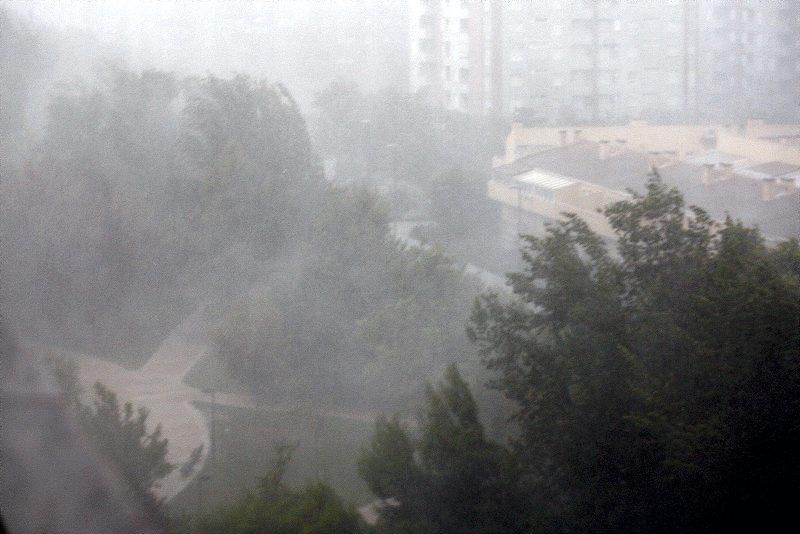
1,1,799,532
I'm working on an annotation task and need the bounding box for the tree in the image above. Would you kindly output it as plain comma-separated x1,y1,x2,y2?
79,383,173,506
312,82,507,188
188,443,364,533
358,365,523,532
428,168,497,241
468,175,800,531
47,359,173,509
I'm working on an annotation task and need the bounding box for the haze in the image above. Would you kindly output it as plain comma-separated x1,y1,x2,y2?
1,1,799,532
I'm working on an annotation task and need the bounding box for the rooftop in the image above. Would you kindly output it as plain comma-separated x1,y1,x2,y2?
743,161,800,178
495,141,800,240
515,168,576,190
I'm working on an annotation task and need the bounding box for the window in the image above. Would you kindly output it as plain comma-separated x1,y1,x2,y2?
460,67,470,82
460,18,469,32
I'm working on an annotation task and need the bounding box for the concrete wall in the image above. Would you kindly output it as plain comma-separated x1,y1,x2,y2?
507,121,800,166
505,122,712,162
717,131,800,166
488,179,620,238
743,120,800,139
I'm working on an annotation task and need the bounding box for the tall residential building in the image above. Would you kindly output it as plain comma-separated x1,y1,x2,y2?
699,1,800,123
499,0,799,124
408,0,503,115
504,0,698,125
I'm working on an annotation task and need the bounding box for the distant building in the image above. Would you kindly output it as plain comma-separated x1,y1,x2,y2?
501,0,800,124
488,166,630,240
503,121,716,163
493,135,800,241
408,0,503,114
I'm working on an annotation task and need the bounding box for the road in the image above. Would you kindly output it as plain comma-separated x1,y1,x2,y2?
389,220,509,293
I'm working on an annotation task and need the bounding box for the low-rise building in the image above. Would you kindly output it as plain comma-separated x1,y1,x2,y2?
493,138,800,242
488,166,629,240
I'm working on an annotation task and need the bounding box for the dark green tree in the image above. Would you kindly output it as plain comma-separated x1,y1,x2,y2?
188,443,364,533
79,383,173,504
358,365,523,532
468,175,800,531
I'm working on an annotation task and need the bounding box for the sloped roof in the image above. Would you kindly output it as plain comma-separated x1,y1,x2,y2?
495,141,799,240
494,141,652,193
744,161,800,177
659,164,800,240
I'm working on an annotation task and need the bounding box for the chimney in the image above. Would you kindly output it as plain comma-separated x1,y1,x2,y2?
720,162,734,180
559,129,568,146
761,178,777,201
780,177,797,194
766,177,799,199
599,139,610,160
701,163,714,185
647,150,662,171
573,129,582,141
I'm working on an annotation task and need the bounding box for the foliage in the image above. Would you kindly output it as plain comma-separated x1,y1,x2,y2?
187,443,364,533
214,184,478,409
46,356,173,511
468,174,800,530
1,68,317,363
79,383,174,500
312,81,506,188
427,168,496,241
358,365,523,532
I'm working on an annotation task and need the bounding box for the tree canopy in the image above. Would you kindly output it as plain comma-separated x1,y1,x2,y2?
188,443,363,534
358,364,523,532
468,175,800,531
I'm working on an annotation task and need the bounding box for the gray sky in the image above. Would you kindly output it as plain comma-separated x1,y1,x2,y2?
7,0,407,106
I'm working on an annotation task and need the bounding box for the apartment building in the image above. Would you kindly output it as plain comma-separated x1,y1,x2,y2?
700,1,800,123
408,0,503,114
493,124,800,240
499,0,799,124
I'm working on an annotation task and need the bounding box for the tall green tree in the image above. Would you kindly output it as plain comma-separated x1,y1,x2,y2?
358,365,523,532
187,443,363,533
48,358,173,514
79,383,173,505
469,175,800,531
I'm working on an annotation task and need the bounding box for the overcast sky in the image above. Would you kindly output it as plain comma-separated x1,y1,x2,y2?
6,0,407,107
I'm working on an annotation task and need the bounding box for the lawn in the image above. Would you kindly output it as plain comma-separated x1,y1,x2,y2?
167,401,376,518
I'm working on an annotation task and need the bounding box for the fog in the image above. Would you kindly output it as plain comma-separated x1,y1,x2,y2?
1,1,799,532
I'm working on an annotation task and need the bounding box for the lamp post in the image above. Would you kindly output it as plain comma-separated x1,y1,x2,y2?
360,119,372,183
509,183,523,237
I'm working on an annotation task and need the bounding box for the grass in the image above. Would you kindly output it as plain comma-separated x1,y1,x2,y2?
167,401,376,519
182,351,251,395
32,289,194,370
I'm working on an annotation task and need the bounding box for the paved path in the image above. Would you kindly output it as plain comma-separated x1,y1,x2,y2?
70,306,212,501
59,301,381,502
390,220,509,293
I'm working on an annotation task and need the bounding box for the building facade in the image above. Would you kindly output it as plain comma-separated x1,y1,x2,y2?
417,0,800,123
409,0,503,114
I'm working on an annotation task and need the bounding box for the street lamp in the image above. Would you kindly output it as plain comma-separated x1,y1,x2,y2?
509,183,523,237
